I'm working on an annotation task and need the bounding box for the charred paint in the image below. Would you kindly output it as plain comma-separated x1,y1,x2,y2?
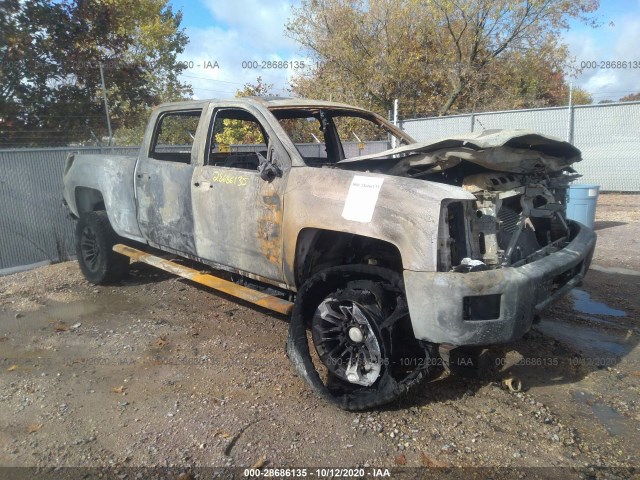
135,159,197,254
191,167,285,282
64,97,597,352
63,154,144,242
257,192,282,265
282,167,476,280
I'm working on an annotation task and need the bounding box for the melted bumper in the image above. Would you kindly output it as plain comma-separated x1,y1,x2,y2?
403,221,597,345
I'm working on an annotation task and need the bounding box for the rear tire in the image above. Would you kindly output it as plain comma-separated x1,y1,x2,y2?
75,211,129,285
287,265,433,410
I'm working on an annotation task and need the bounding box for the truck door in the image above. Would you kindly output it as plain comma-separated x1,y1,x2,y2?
191,107,288,282
135,108,204,254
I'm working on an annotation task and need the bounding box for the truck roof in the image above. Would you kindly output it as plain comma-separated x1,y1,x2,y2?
155,96,371,113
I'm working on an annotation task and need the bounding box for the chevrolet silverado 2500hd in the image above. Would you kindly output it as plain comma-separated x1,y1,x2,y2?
63,97,596,410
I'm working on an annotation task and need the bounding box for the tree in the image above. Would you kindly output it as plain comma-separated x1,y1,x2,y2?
234,76,275,98
571,87,592,105
0,0,64,145
214,77,274,145
287,0,599,117
289,1,437,115
620,92,640,102
0,0,191,147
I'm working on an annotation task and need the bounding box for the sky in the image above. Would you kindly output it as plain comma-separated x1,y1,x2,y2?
564,0,640,102
170,0,640,105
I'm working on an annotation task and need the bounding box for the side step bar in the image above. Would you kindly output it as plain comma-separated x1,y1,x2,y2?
113,244,293,315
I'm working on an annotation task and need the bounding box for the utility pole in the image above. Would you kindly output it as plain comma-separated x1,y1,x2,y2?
99,62,113,146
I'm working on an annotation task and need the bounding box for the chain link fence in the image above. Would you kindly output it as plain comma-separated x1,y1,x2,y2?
399,101,640,192
0,146,140,274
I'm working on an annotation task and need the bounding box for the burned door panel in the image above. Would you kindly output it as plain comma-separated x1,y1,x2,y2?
191,167,285,281
136,158,197,253
135,109,203,254
191,107,285,282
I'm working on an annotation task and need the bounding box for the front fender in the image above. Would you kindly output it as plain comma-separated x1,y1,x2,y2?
282,166,474,285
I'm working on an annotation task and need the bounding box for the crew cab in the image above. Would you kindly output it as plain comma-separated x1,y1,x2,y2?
63,97,596,410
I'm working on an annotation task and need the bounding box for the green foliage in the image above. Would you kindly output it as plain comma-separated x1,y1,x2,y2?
287,0,599,117
279,117,324,144
0,0,192,147
155,112,200,148
213,77,273,146
234,76,275,98
571,87,593,105
214,119,265,146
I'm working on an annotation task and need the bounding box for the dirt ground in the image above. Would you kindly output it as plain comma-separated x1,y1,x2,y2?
1,193,639,477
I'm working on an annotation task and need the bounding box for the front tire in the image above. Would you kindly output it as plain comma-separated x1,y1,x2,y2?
75,211,129,285
287,265,433,410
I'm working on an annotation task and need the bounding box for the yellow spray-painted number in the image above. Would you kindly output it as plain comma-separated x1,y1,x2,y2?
358,142,365,150
211,170,248,187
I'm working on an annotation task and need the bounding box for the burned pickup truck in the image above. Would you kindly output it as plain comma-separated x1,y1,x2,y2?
63,97,596,410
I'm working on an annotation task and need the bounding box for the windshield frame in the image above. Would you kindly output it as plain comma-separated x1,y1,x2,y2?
268,106,415,166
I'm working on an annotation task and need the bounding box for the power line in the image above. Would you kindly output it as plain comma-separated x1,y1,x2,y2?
589,90,639,97
181,74,247,85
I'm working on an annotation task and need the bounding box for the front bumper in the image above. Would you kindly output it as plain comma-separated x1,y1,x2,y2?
403,220,597,346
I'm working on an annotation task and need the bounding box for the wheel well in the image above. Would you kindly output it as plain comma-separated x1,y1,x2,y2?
294,228,403,287
75,187,105,214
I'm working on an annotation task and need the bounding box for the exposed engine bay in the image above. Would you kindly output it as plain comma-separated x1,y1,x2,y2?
439,169,578,272
334,129,583,272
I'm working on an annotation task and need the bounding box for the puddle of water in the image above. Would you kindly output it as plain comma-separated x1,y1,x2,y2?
573,314,630,329
590,264,640,277
573,391,630,437
537,319,631,356
31,301,103,322
0,300,105,335
571,289,626,317
1,293,148,338
591,403,629,437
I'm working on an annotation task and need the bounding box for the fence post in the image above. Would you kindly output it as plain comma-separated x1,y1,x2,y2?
470,113,475,132
566,83,575,144
567,105,575,144
392,99,399,148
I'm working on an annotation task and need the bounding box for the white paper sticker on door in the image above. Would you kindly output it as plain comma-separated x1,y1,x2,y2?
341,175,385,223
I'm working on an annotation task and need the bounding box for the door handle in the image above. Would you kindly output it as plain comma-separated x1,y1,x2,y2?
136,173,149,179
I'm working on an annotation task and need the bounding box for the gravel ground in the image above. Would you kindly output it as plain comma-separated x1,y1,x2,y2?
0,193,639,477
